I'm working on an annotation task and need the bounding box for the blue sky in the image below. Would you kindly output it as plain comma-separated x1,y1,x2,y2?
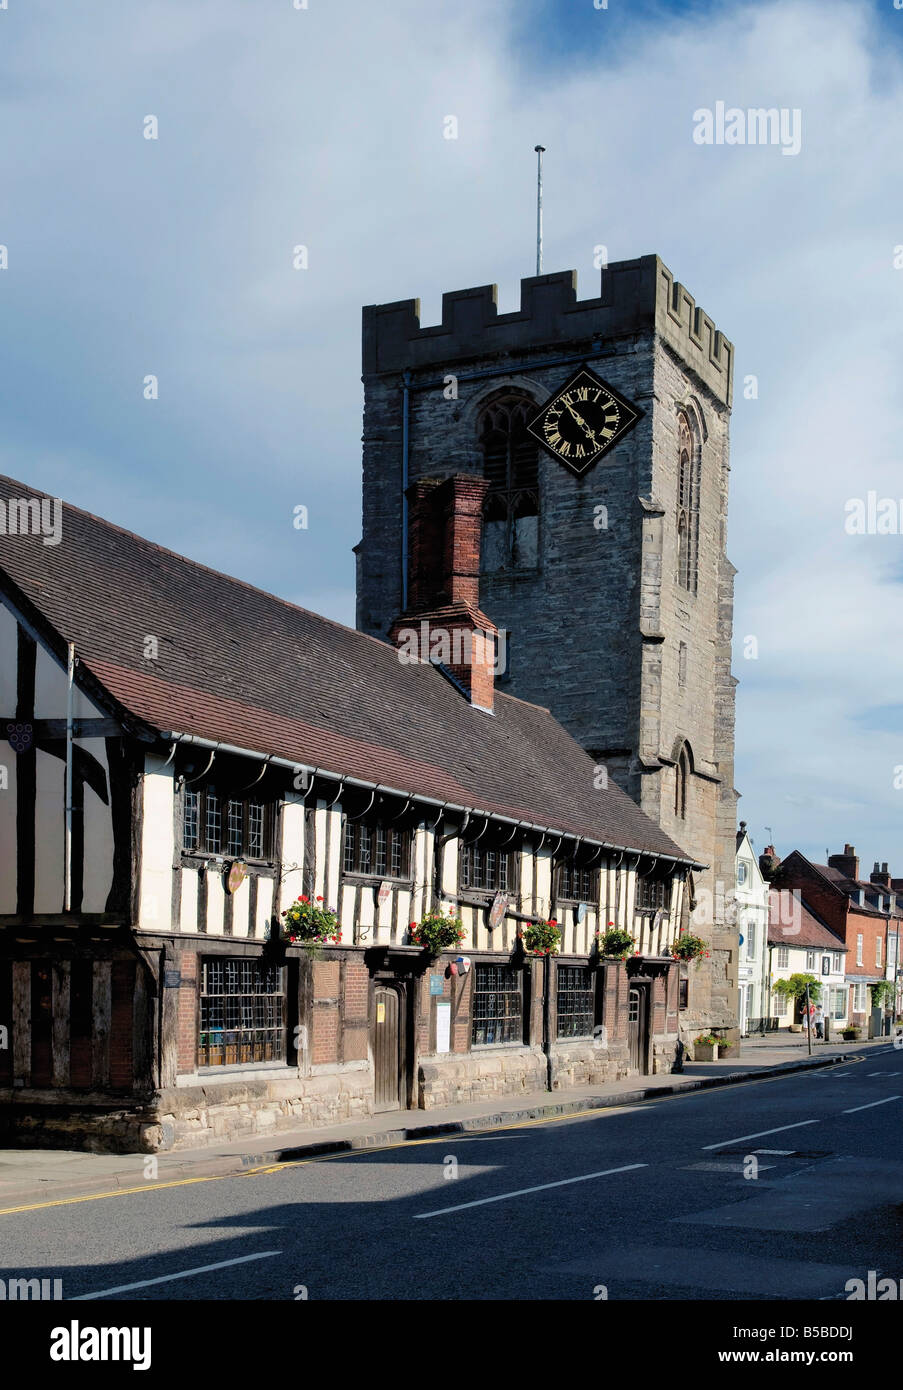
1,0,902,874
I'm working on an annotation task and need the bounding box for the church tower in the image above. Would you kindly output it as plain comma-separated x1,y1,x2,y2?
356,256,738,1038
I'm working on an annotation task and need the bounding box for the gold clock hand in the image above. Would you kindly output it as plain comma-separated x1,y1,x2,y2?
564,401,601,448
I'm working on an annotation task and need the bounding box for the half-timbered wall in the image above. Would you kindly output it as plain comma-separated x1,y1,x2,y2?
0,604,125,919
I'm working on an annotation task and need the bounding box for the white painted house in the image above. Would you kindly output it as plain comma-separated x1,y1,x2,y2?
734,823,769,1035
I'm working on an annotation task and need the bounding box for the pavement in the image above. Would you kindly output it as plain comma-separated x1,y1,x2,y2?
0,1032,894,1210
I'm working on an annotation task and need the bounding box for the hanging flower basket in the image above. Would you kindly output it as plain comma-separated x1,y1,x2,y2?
281,895,342,945
597,927,636,961
522,919,562,956
669,931,710,968
409,910,465,957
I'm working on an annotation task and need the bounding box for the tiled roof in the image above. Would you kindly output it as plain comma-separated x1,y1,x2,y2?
768,891,847,950
0,474,695,863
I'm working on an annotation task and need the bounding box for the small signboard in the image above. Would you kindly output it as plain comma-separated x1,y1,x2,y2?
488,891,509,931
376,1001,385,1024
163,970,182,989
435,1000,451,1054
576,902,587,923
429,974,445,996
377,880,392,906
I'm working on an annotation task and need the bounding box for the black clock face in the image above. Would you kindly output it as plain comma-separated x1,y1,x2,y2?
526,367,642,476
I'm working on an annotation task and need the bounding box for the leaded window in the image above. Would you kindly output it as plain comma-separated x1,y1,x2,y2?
556,965,595,1039
557,860,599,904
479,394,540,572
182,784,273,860
472,963,522,1045
636,874,669,912
461,842,514,893
199,959,285,1067
343,818,411,879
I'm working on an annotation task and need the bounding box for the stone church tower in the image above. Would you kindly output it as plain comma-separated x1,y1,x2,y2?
356,255,738,1039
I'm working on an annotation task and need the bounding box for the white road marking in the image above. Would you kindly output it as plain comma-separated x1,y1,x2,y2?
753,1148,795,1155
413,1163,647,1219
71,1250,282,1299
702,1120,819,1151
867,1071,885,1077
842,1096,901,1115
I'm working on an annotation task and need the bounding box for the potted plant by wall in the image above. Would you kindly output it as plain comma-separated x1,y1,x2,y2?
669,930,710,969
597,925,636,961
693,1033,723,1061
281,895,342,948
841,1025,860,1041
409,909,465,959
522,919,561,956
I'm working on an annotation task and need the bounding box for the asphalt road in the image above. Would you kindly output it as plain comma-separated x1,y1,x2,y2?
2,1046,902,1301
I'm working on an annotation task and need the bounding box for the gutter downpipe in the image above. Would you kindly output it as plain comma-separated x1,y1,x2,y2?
63,642,75,913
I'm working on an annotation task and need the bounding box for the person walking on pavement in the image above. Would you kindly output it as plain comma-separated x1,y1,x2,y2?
814,1002,824,1040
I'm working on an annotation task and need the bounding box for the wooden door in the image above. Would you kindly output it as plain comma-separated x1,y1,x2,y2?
373,986,401,1111
628,986,648,1074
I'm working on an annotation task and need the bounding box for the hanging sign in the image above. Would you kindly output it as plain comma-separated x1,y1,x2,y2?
488,891,509,930
226,861,248,894
576,902,587,923
377,880,392,906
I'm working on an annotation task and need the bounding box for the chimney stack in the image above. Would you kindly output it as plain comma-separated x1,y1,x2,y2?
759,845,781,880
870,861,892,890
828,843,859,882
390,474,499,713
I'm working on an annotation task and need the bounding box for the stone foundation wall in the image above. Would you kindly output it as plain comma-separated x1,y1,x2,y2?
418,1046,546,1108
155,1065,373,1152
548,1039,630,1090
0,1095,158,1155
651,1034,682,1074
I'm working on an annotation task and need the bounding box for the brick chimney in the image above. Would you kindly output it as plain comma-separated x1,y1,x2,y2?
759,845,781,881
390,474,499,713
870,861,892,890
828,844,859,882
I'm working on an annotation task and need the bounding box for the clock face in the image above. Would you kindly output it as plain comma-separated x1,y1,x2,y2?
526,367,643,476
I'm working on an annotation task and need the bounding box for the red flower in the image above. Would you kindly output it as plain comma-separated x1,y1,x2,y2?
316,896,324,902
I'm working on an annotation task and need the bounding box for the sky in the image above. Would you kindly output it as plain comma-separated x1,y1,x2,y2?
1,0,902,873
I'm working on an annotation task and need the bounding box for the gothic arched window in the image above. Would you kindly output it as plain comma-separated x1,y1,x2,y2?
478,394,539,572
675,742,691,821
677,413,700,593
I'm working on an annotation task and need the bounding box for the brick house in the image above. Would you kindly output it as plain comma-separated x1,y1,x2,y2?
769,845,899,1034
0,473,701,1152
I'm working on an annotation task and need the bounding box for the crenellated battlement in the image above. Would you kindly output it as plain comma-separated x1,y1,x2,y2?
363,255,733,406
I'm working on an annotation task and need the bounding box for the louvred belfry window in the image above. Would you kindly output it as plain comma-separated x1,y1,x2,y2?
479,394,540,572
677,413,700,593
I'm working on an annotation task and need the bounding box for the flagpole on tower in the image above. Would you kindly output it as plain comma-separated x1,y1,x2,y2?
534,144,545,276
